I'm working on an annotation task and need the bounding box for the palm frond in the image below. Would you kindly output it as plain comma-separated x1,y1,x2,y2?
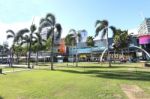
47,29,53,39
46,13,56,25
39,21,52,32
30,24,36,33
95,25,104,37
69,29,76,34
39,18,45,25
101,29,107,39
102,20,109,27
95,20,102,27
20,41,27,46
55,23,62,40
77,33,82,42
6,30,15,36
15,28,29,42
7,35,14,39
109,26,116,37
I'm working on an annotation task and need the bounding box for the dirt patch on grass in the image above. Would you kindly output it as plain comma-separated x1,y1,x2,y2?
121,84,149,99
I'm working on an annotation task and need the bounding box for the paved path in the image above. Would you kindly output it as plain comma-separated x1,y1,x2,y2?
0,64,28,68
3,69,31,74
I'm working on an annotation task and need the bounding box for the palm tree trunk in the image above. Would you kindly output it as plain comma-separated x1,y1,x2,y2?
50,30,54,70
106,28,111,67
36,51,38,65
75,45,78,67
28,35,32,69
16,52,19,64
91,47,93,62
11,52,14,67
72,44,74,65
2,48,3,64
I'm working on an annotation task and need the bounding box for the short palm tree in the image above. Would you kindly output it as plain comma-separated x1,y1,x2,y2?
39,13,62,70
86,36,95,61
95,20,116,67
65,34,76,65
6,29,29,65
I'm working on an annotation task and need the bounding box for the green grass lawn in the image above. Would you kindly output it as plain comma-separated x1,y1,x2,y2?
0,62,150,99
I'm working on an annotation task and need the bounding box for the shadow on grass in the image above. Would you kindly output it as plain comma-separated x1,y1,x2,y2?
0,96,3,99
37,64,50,66
58,69,150,81
66,65,143,69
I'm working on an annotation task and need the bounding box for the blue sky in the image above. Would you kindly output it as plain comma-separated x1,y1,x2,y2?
0,0,150,44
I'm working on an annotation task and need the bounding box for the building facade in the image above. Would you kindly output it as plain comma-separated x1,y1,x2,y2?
138,18,150,59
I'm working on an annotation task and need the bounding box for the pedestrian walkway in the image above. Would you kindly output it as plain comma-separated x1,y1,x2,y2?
3,69,31,74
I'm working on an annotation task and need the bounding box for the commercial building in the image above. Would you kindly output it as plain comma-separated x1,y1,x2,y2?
138,18,150,50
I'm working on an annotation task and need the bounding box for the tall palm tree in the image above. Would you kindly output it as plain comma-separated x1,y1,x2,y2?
68,29,82,66
6,29,29,65
39,13,62,70
86,36,95,61
95,20,116,67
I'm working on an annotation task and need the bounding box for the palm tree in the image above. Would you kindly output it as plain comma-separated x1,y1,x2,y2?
68,29,82,66
39,13,62,70
6,29,29,65
19,24,36,68
20,35,30,65
65,34,76,65
86,36,95,61
32,32,46,65
95,20,116,67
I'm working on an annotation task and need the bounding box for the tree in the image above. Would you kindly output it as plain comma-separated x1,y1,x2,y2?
65,34,76,65
113,29,130,61
20,35,30,65
32,33,46,65
6,29,29,65
95,20,116,67
113,29,129,50
86,36,95,61
68,29,82,66
39,13,62,70
0,43,9,65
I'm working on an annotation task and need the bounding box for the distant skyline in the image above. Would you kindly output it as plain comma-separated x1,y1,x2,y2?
1,0,150,45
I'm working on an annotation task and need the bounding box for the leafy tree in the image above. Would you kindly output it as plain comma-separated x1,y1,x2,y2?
39,13,62,70
86,36,95,61
113,29,129,50
95,20,116,67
